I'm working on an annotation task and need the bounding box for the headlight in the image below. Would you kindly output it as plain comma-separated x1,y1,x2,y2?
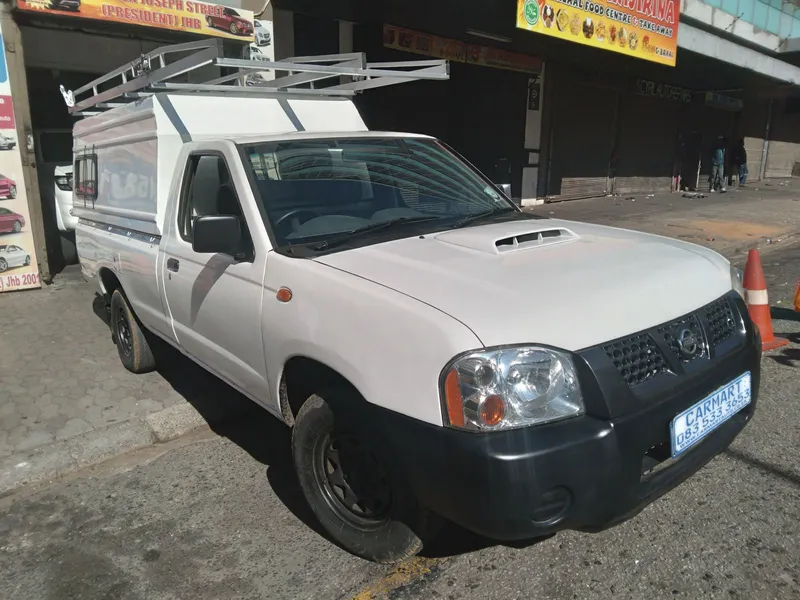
730,265,745,299
55,175,73,191
442,346,585,431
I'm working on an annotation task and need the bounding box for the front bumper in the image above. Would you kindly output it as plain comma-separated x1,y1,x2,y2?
363,293,760,541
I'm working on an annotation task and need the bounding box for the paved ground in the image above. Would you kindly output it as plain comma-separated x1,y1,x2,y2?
1,243,799,599
529,178,800,259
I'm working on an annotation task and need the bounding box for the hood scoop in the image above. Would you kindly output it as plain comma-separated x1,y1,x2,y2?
435,224,580,255
494,228,578,253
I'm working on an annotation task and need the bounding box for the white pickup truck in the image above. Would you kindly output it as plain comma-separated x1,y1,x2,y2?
72,42,760,564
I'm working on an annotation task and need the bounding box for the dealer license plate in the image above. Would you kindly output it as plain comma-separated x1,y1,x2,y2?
670,372,751,458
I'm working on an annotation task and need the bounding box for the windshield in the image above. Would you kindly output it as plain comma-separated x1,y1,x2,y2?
242,137,519,250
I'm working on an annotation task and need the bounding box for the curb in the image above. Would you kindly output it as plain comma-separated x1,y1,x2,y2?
0,402,208,498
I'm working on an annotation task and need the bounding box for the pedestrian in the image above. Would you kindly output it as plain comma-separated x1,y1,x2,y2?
709,136,726,192
731,138,748,187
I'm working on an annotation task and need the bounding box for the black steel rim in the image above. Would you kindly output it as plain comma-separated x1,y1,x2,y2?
313,431,393,530
116,308,134,357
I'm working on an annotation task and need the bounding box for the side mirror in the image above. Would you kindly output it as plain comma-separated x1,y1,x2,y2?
192,215,243,255
498,183,512,197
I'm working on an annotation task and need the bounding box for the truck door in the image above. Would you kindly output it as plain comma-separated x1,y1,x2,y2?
160,147,270,403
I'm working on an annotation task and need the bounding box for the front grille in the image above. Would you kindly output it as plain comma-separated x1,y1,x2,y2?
657,314,705,363
703,298,737,346
602,295,740,387
604,334,668,387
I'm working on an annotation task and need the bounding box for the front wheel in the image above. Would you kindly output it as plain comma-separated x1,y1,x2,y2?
206,15,213,26
229,22,239,34
110,288,156,373
9,185,16,199
12,220,20,233
23,255,30,266
292,393,440,563
0,258,7,272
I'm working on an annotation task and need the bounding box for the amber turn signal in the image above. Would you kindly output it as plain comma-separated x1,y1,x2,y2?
276,287,293,303
444,368,465,427
479,394,505,427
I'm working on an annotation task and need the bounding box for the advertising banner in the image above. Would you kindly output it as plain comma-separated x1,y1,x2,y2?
515,0,678,67
246,19,275,85
383,25,542,74
0,33,41,292
17,0,255,42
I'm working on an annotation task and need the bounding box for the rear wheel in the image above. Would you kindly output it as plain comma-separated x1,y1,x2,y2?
23,255,30,266
206,15,213,26
110,288,156,373
292,392,440,563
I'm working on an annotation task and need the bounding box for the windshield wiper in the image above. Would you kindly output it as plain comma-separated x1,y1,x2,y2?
452,207,515,229
311,216,442,251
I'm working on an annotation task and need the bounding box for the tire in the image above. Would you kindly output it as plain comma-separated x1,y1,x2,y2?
12,220,20,233
110,288,156,373
60,232,78,265
206,15,213,26
23,255,30,266
0,258,6,272
229,22,239,34
9,186,16,199
292,393,440,563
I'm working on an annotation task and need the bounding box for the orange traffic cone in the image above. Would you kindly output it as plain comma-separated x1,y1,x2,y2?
743,249,788,351
794,279,800,312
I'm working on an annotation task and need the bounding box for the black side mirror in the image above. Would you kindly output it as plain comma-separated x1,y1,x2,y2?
192,215,243,255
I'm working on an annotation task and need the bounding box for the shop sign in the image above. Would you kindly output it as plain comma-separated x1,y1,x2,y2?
16,0,255,42
515,0,678,67
637,79,691,103
0,33,41,292
705,91,743,111
383,25,541,74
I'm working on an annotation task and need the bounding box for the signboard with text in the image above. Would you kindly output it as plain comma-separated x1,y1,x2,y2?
0,33,41,293
17,0,255,42
516,0,678,66
383,25,542,74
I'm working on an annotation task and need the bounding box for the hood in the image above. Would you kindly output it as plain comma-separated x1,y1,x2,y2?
315,219,733,351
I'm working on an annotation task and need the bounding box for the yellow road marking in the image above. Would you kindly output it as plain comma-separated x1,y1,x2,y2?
351,557,442,600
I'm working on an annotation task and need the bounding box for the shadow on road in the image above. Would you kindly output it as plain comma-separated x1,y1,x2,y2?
725,447,800,489
771,306,799,322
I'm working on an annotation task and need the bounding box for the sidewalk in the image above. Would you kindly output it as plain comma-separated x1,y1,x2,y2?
0,267,253,496
528,178,800,258
2,181,800,496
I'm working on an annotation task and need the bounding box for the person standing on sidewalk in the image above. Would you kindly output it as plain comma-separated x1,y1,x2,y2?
709,136,726,192
731,138,748,187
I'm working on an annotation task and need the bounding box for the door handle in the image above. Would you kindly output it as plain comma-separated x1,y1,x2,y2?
167,258,180,273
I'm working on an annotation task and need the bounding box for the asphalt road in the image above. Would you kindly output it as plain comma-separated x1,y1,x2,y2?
2,244,800,600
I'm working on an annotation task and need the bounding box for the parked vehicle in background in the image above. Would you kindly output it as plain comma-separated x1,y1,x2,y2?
206,8,253,36
74,42,761,565
0,243,31,271
0,207,24,233
0,133,16,150
0,174,16,199
35,128,78,264
254,19,271,46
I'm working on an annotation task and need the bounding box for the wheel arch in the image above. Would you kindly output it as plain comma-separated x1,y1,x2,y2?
279,355,367,427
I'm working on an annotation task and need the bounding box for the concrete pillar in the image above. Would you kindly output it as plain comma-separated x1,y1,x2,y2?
521,65,545,206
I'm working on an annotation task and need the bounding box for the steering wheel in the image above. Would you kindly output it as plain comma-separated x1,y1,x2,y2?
274,209,321,234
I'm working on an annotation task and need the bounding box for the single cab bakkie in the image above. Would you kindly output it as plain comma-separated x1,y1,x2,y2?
71,41,760,563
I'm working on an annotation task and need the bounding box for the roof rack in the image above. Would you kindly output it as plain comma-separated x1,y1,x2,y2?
63,39,450,116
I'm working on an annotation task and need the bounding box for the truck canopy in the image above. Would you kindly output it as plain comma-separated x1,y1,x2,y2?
67,39,449,236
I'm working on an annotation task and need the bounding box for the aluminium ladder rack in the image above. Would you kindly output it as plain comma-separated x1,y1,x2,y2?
64,38,450,116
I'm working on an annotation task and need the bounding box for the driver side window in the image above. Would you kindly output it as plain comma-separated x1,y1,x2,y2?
179,154,249,244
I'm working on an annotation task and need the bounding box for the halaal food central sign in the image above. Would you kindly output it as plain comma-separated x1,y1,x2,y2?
516,0,678,66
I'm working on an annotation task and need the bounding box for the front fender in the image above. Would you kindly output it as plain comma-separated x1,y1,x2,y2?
263,253,482,427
